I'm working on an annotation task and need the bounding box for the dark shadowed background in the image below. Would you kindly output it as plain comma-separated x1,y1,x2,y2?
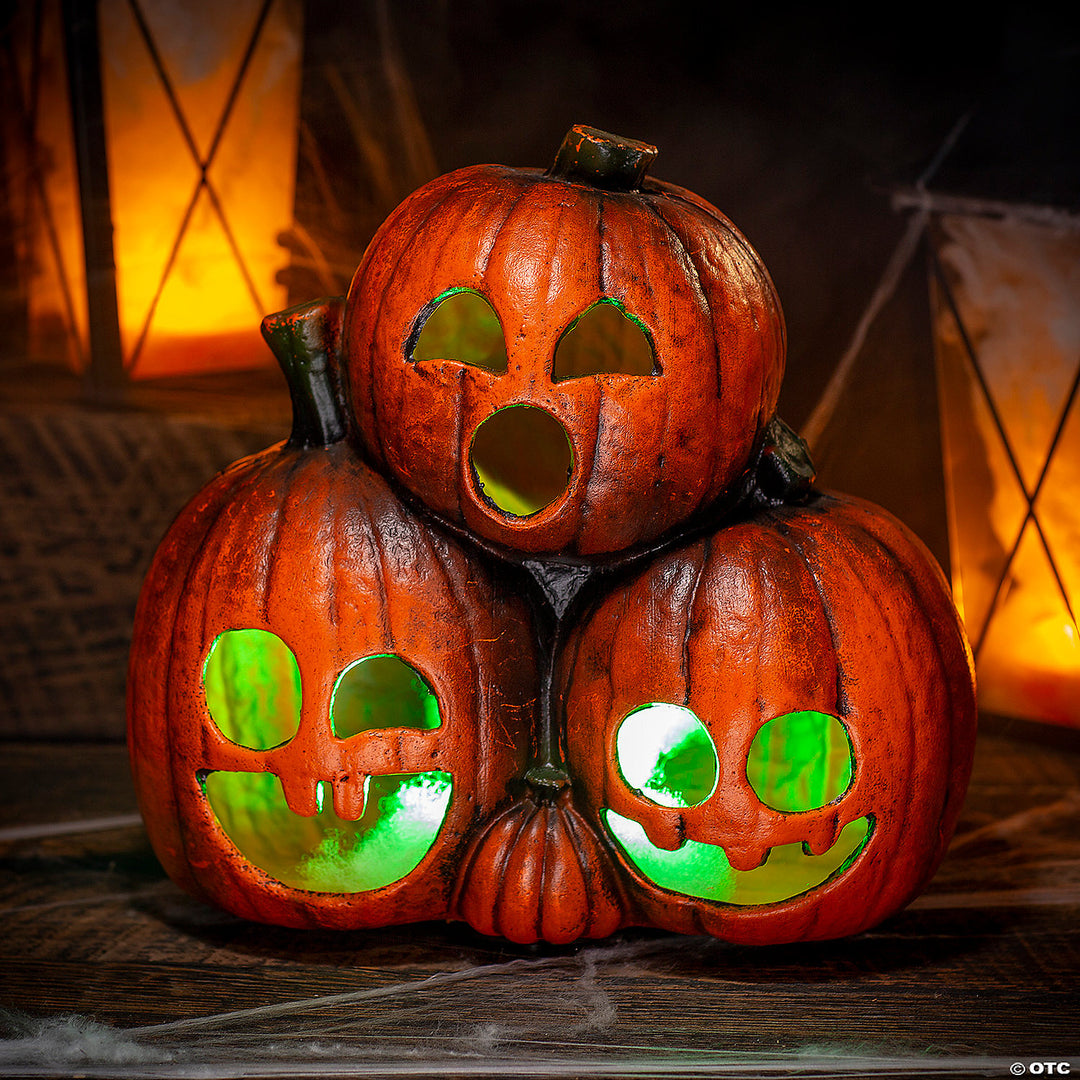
2,0,1077,737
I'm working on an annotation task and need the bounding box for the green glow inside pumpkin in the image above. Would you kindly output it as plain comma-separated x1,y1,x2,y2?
202,637,451,892
747,711,853,812
608,705,867,904
615,702,717,807
331,654,441,738
470,404,573,517
552,299,656,381
204,771,452,892
411,289,507,373
604,809,871,906
203,629,301,750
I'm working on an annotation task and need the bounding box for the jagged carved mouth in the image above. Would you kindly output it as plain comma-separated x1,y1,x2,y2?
603,811,873,906
201,771,452,892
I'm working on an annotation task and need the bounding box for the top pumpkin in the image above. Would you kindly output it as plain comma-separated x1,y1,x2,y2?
342,125,786,557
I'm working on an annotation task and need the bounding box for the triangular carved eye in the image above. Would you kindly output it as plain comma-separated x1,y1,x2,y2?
409,289,507,373
552,299,656,382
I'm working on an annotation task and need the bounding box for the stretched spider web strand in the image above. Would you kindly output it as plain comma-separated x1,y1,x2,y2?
801,111,971,452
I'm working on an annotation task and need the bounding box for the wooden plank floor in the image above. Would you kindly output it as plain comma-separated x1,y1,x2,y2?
1,720,1078,1078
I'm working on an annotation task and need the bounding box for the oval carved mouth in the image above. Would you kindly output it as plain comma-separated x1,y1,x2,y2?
469,405,573,517
603,811,873,906
202,770,452,893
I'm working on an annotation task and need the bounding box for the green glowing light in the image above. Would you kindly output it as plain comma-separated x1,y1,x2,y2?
412,289,507,373
331,655,441,739
204,770,452,892
203,629,301,750
616,703,718,808
470,404,573,517
553,298,656,381
747,711,853,812
604,810,871,905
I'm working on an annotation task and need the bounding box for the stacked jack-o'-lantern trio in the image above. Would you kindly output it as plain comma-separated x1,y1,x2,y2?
129,126,977,945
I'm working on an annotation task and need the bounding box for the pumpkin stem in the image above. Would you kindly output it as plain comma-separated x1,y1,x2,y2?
754,416,817,505
261,297,348,449
549,124,658,191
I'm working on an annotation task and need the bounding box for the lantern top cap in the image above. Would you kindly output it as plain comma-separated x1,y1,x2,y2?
549,124,658,191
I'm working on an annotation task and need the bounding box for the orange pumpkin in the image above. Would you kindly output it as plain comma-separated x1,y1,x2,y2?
341,125,785,557
127,299,535,929
557,491,977,944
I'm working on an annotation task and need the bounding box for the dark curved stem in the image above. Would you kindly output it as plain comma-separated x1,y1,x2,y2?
261,296,348,448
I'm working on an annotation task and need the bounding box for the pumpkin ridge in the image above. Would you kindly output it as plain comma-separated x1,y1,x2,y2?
558,789,628,937
835,505,971,855
157,453,288,891
767,508,848,719
363,179,466,471
413,509,488,780
649,180,783,325
680,539,711,706
639,198,717,398
646,194,784,440
780,502,947,907
475,173,536,284
351,471,399,652
488,799,537,936
810,509,921,826
261,452,319,628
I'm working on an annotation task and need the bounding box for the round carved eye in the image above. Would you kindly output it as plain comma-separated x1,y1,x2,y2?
615,702,718,808
203,628,301,750
330,654,441,738
409,289,507,372
202,649,452,894
746,711,853,812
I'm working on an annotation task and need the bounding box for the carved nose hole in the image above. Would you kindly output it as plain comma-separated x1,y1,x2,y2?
469,405,573,517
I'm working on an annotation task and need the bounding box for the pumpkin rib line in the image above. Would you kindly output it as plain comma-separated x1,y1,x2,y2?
453,366,468,520
420,525,488,785
641,199,718,400
784,506,923,915
492,801,536,937
260,453,309,630
681,540,711,707
478,175,535,283
653,182,778,306
562,797,628,937
160,451,282,894
842,510,962,837
624,202,678,546
354,481,396,652
367,180,467,468
597,193,607,297
770,508,848,720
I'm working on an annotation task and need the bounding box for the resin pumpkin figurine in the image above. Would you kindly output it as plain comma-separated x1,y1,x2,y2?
341,124,786,557
557,490,977,946
128,127,976,947
127,299,535,929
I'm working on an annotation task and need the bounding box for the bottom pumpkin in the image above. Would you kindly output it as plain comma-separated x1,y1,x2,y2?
557,490,977,945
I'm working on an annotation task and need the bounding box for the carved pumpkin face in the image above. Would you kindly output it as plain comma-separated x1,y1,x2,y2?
342,128,785,557
560,493,977,944
128,438,535,929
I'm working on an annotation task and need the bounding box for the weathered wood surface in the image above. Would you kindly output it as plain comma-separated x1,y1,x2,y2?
1,720,1078,1077
0,370,289,740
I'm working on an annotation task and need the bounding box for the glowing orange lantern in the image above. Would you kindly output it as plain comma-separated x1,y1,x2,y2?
9,0,302,380
930,212,1079,727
